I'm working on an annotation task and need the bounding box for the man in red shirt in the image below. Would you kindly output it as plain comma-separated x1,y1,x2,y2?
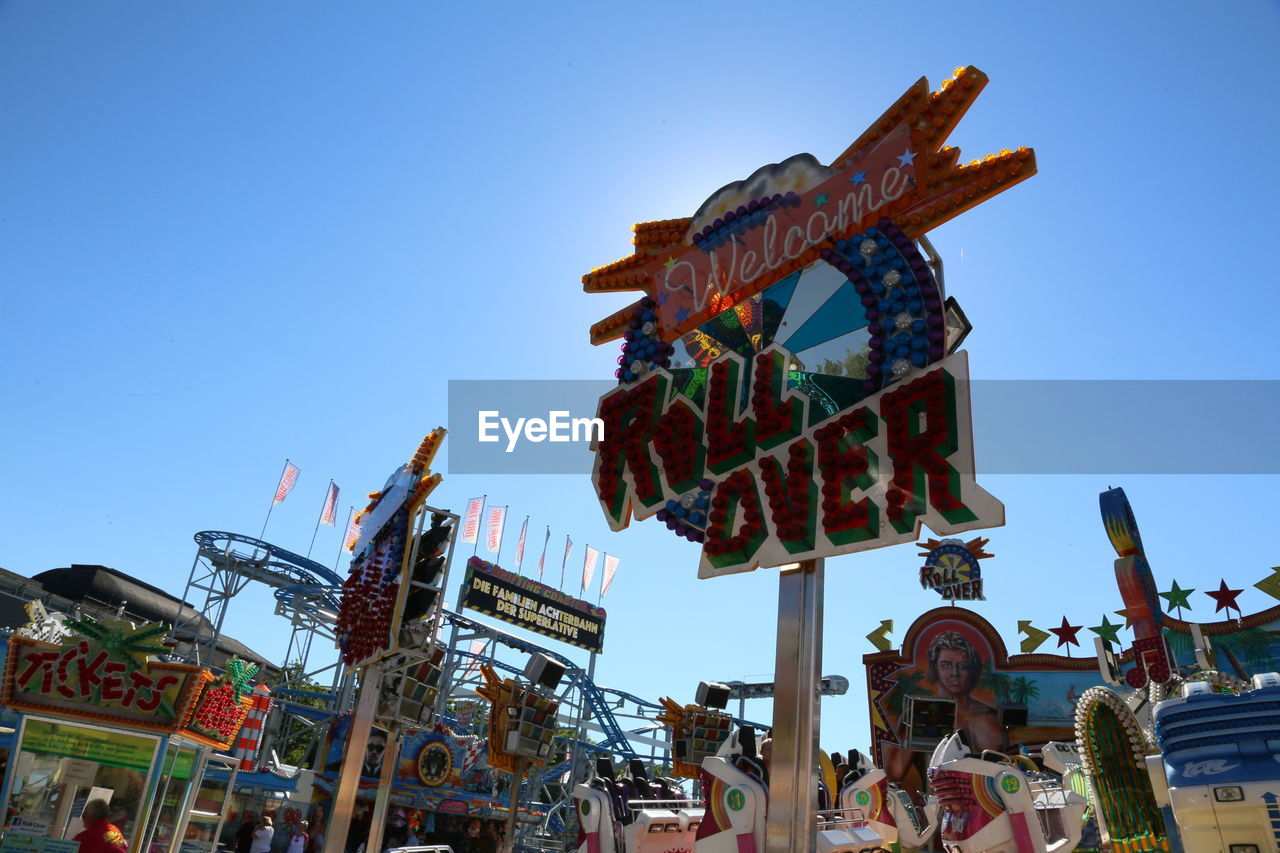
74,799,128,853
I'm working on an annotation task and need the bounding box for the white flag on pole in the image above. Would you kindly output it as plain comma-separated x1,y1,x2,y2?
461,497,484,544
601,554,620,596
582,546,600,593
485,506,507,554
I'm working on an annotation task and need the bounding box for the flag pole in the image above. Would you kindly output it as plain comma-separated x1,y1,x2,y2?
597,554,605,605
472,495,487,557
306,479,334,559
334,507,354,571
260,458,291,540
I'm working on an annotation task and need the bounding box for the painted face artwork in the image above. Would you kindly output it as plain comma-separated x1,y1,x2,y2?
936,649,973,695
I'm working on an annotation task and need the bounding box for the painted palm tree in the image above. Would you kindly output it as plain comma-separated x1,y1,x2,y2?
980,667,1014,703
887,670,927,717
1009,676,1041,705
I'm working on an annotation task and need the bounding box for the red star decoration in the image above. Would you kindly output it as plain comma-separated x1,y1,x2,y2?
1050,617,1083,649
1206,579,1244,615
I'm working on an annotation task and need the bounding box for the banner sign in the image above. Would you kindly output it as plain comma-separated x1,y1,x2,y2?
19,718,159,772
461,557,606,652
2,623,203,733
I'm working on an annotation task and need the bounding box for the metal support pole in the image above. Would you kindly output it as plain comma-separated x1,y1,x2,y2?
324,666,382,853
764,559,824,853
567,652,597,789
505,756,527,853
366,729,402,853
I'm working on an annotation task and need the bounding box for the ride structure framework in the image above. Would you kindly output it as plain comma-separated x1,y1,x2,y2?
169,527,767,847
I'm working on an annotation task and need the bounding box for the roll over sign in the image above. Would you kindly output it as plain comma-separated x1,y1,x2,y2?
582,66,1034,578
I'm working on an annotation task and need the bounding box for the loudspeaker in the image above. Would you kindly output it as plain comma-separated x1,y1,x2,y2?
998,703,1028,728
696,681,731,710
524,653,566,690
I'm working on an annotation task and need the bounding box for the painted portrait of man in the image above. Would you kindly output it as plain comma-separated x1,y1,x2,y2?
883,623,1007,785
925,630,1005,753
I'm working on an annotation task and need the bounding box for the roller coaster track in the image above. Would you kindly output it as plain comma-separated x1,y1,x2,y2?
174,531,345,671
442,610,639,762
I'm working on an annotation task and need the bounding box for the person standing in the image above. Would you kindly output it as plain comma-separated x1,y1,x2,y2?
74,799,128,853
236,816,258,853
252,816,276,853
288,821,310,853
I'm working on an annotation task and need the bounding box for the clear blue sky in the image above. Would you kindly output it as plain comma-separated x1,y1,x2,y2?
3,1,1280,758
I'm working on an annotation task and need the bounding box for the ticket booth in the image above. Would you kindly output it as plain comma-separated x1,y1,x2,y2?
0,618,258,853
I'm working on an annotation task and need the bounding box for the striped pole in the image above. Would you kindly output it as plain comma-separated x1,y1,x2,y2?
234,684,273,771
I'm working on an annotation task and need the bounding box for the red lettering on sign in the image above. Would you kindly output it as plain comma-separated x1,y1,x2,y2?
705,360,754,474
818,407,880,546
882,370,975,533
758,439,817,554
16,650,60,694
595,374,666,521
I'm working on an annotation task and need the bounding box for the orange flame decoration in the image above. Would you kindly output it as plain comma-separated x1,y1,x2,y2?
583,66,1035,345
916,536,994,560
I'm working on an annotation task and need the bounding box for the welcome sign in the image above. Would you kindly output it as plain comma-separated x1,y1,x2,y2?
584,66,1034,578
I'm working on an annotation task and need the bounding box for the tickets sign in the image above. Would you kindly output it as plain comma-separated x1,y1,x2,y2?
2,628,202,733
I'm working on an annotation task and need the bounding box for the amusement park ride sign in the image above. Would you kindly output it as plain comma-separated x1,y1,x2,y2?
1,618,204,734
461,556,606,653
584,67,1034,578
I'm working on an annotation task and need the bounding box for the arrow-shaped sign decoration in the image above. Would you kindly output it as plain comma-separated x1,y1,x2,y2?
1261,792,1280,850
1255,567,1280,603
1018,620,1050,654
866,620,894,652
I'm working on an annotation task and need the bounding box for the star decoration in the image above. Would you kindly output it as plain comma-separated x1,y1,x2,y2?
1114,609,1131,629
1159,580,1195,611
1049,617,1083,649
664,256,678,269
849,170,867,185
1088,616,1122,644
674,305,690,323
897,149,917,167
1206,579,1243,615
813,193,829,208
656,292,668,305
